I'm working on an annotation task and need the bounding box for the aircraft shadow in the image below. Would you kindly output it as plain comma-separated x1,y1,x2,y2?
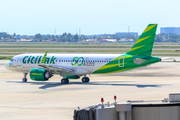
40,82,164,89
6,81,165,89
7,81,167,89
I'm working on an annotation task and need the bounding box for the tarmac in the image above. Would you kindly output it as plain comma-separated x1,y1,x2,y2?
0,59,180,120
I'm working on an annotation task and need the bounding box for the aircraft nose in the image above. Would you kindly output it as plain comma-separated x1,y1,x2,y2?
5,62,10,70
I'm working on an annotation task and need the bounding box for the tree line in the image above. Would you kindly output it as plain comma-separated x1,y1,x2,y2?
1,32,180,42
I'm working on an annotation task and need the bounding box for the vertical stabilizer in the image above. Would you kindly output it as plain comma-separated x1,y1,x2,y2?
126,24,157,56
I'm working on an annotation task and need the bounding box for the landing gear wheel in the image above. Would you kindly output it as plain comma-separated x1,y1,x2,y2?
61,78,69,84
22,78,27,82
82,77,89,83
22,73,28,82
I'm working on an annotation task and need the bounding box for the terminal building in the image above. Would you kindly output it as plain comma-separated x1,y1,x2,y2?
160,27,180,35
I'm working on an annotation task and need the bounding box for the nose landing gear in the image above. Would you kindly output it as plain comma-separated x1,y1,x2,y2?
22,73,28,82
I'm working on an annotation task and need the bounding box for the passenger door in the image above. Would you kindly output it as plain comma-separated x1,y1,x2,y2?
17,56,22,66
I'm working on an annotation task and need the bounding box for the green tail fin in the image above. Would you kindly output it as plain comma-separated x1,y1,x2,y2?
126,24,157,56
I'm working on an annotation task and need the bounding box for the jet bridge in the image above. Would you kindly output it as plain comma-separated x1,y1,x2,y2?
74,93,180,120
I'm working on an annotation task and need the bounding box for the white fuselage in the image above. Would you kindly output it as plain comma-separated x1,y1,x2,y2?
5,53,121,75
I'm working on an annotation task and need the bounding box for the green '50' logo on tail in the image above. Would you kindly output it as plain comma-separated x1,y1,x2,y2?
71,57,84,66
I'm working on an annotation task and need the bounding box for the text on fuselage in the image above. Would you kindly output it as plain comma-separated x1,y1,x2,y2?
22,56,56,64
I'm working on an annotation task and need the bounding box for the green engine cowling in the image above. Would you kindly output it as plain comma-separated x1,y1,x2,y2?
66,75,80,79
30,68,49,81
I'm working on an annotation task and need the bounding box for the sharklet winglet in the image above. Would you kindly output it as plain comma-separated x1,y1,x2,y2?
39,52,48,65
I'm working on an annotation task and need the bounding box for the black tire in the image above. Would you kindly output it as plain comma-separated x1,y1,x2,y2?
65,78,69,84
61,79,66,84
22,78,27,82
82,77,89,83
82,77,86,82
61,78,69,84
85,77,89,82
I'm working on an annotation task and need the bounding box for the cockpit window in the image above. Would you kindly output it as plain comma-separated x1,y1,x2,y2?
10,59,14,62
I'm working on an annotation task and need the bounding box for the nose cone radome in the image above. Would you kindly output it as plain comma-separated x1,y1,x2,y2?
5,62,10,70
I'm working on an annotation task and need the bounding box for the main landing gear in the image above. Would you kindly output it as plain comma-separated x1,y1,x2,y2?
61,78,69,84
22,73,28,82
82,77,90,83
61,77,90,84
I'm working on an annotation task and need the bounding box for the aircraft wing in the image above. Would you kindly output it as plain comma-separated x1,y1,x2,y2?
39,64,75,73
38,52,75,73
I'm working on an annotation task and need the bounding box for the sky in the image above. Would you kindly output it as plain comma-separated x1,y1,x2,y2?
0,0,180,35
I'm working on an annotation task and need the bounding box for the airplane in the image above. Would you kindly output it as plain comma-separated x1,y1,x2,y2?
5,24,161,84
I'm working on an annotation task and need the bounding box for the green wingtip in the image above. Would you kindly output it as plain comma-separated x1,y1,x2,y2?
41,52,48,64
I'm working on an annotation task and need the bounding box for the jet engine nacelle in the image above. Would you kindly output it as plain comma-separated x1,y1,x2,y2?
30,68,50,81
